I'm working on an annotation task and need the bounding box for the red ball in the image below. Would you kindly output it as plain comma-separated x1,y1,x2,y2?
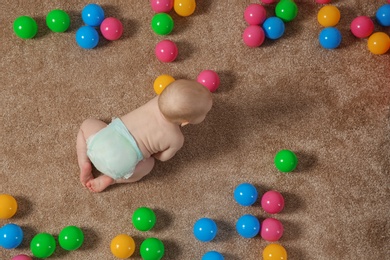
350,16,374,38
243,25,265,47
155,40,178,62
197,70,220,92
261,190,285,214
100,17,123,41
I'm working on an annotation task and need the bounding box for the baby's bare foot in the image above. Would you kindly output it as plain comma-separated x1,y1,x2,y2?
80,162,93,187
86,175,115,192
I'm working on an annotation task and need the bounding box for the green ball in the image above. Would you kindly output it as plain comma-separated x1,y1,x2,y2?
46,9,70,32
30,233,56,258
140,238,165,260
58,226,84,251
274,149,298,172
151,13,174,35
132,207,156,231
13,16,38,39
275,0,298,22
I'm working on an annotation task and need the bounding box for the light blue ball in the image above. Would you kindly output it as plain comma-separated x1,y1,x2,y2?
0,223,23,249
82,3,105,27
202,251,224,260
376,4,390,27
262,16,285,40
193,218,217,242
236,214,260,238
234,183,258,206
319,27,342,49
75,26,99,49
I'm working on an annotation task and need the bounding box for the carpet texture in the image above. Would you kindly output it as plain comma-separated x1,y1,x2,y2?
1,0,389,259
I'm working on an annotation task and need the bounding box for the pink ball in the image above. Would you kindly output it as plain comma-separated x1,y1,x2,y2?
261,190,285,214
150,0,174,13
244,4,267,25
197,70,220,92
261,218,284,241
261,0,277,3
315,0,331,3
243,25,265,47
100,17,123,41
11,255,32,260
350,16,374,38
155,40,178,62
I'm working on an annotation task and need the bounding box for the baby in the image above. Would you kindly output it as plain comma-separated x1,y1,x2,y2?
76,79,213,192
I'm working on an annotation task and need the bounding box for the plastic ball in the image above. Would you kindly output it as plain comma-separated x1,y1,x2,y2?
46,9,70,33
367,32,390,55
82,3,105,27
263,17,285,40
317,5,340,27
262,0,277,4
193,218,218,242
263,243,288,260
261,218,284,241
316,0,331,3
318,27,342,49
151,13,174,35
110,234,136,259
155,40,178,62
58,226,84,251
243,25,265,47
132,207,157,231
13,16,38,39
202,251,224,260
0,194,17,219
154,74,175,95
275,0,298,22
274,149,298,172
261,190,285,214
150,0,174,13
244,4,267,25
234,183,258,206
100,17,123,41
75,26,99,49
0,224,23,249
30,233,56,258
11,254,32,260
174,0,196,17
197,70,220,92
350,16,374,38
236,214,260,239
376,4,390,27
140,237,165,260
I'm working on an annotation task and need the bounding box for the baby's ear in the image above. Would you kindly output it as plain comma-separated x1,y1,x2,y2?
180,121,189,127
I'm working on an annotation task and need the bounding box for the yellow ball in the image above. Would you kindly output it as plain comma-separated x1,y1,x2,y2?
367,32,390,55
110,234,135,259
153,74,175,95
0,194,18,219
174,0,196,17
263,244,288,260
317,5,340,27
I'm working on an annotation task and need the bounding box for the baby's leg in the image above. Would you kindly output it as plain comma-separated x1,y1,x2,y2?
116,157,155,184
86,175,115,192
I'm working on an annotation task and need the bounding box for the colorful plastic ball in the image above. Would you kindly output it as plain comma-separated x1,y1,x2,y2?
150,0,174,13
316,0,331,3
11,254,32,260
132,207,157,232
75,26,99,49
58,226,84,251
275,0,298,22
243,25,265,47
174,0,196,17
151,13,174,35
262,0,277,4
234,183,258,206
274,149,298,172
236,214,260,239
30,233,56,258
154,74,175,95
155,40,178,62
202,251,224,260
46,9,70,33
261,218,284,242
197,70,220,92
140,237,165,260
244,4,267,25
0,224,23,249
317,5,340,27
0,194,17,219
367,32,390,55
318,27,342,49
263,17,285,40
376,4,390,27
82,3,105,27
261,190,285,214
110,234,136,259
193,218,218,242
100,17,123,41
350,16,374,38
263,244,288,260
13,16,38,39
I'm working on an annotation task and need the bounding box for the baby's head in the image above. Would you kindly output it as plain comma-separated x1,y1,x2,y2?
158,79,213,125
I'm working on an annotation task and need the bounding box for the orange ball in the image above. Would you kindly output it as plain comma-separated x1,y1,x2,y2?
367,32,390,55
110,234,136,259
174,0,196,17
263,244,288,260
317,5,340,27
0,194,18,219
153,74,175,95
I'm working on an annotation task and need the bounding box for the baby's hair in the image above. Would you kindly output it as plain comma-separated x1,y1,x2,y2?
158,79,213,124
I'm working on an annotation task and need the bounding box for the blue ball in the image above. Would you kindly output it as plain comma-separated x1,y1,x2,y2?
193,218,217,242
75,26,99,49
82,3,105,27
202,251,224,260
376,4,390,27
262,17,285,40
234,183,258,206
236,214,260,239
0,223,23,249
319,27,342,49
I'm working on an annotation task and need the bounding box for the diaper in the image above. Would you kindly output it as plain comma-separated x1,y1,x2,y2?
86,118,144,180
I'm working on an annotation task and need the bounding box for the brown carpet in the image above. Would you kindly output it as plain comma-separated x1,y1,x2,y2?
1,0,389,259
